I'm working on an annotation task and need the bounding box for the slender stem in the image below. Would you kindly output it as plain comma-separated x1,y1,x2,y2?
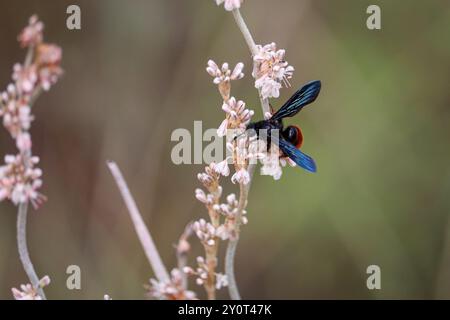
225,164,255,300
107,161,170,282
224,239,240,299
176,223,192,290
232,9,257,56
205,247,218,300
24,46,34,68
17,201,46,299
224,186,246,300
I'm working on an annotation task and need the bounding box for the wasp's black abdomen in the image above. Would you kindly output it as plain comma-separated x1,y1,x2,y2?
246,119,283,137
246,119,283,150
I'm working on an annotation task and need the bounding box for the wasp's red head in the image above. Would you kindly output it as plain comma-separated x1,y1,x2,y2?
283,125,303,149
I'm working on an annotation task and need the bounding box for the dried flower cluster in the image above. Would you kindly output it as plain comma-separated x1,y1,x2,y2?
11,275,50,300
147,269,197,300
0,15,62,209
146,227,198,300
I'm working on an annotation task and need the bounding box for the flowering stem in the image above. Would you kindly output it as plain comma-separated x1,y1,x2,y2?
225,7,271,301
107,161,170,283
225,164,255,300
176,223,192,290
232,8,271,115
17,201,46,299
205,246,218,300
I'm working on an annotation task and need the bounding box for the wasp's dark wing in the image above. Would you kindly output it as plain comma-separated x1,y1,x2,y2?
272,135,317,173
271,80,321,121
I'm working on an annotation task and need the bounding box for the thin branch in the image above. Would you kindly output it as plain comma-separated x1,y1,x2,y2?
176,222,193,290
24,45,34,68
225,164,255,300
232,9,257,56
107,160,170,283
17,201,46,299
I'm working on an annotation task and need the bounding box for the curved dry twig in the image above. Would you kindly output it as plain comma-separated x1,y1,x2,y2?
17,202,46,299
107,161,170,283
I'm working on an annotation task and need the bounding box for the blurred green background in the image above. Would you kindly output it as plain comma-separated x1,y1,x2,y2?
0,0,449,299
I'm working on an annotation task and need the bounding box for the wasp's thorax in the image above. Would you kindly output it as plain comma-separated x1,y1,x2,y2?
245,119,303,153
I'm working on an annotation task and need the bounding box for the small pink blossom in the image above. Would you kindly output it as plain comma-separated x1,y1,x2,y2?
215,0,243,11
217,97,254,137
0,86,34,138
214,193,248,236
197,162,227,194
207,60,244,100
36,43,62,66
231,168,250,185
147,269,197,300
18,15,44,48
280,157,296,167
0,154,45,208
184,257,228,290
264,112,273,120
193,218,220,246
36,44,63,91
217,119,228,137
213,158,230,177
206,60,244,84
195,188,208,203
215,273,228,289
256,77,282,99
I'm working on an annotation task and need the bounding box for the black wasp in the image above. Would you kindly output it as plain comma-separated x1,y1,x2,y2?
246,80,321,173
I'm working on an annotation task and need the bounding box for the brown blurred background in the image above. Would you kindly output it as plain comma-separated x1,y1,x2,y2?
0,0,450,299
